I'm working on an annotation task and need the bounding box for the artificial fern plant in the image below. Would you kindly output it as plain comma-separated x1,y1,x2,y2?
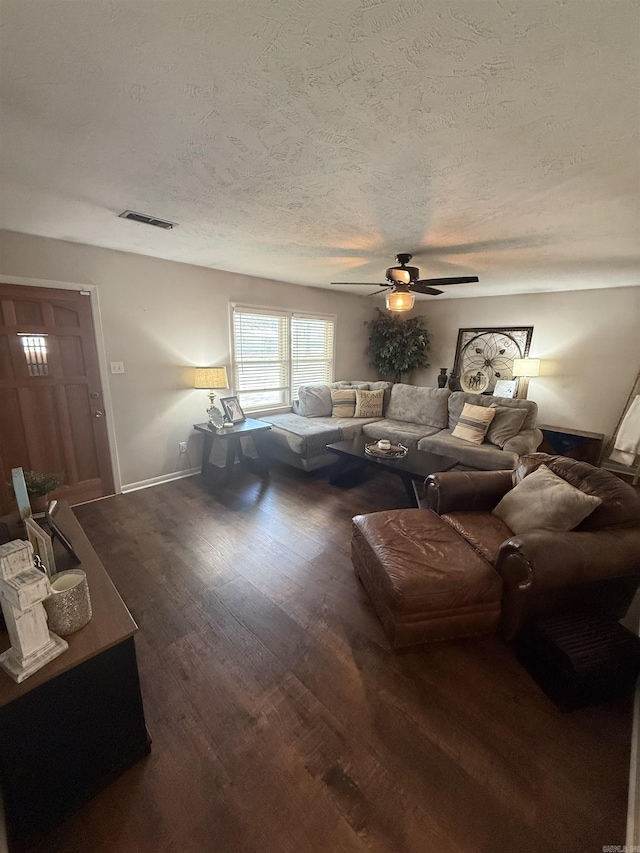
365,308,431,383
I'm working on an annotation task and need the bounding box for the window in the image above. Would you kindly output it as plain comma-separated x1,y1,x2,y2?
231,306,335,411
19,333,48,376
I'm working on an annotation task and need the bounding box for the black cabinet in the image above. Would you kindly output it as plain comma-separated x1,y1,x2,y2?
0,504,150,846
538,424,604,466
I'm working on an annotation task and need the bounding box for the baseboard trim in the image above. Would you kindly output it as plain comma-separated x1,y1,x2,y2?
121,468,200,494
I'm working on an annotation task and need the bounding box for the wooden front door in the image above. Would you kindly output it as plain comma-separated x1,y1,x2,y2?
0,284,114,514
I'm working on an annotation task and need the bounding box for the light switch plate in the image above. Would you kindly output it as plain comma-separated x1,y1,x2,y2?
110,362,125,374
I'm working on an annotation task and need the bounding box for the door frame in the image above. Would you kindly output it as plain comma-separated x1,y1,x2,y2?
0,275,122,497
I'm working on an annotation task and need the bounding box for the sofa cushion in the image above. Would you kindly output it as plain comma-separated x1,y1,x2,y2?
452,403,496,444
448,392,538,431
331,381,370,390
418,430,516,470
368,380,393,412
297,384,332,417
441,512,514,565
514,453,640,531
385,384,450,428
493,464,602,534
331,416,383,440
331,388,356,418
259,413,344,459
354,389,384,418
260,413,381,459
486,406,527,448
362,419,440,448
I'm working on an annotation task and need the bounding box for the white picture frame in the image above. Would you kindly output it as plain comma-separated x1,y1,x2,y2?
24,517,56,579
11,467,32,520
493,379,518,399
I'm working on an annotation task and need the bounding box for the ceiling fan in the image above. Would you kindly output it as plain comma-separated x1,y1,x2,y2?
331,253,479,312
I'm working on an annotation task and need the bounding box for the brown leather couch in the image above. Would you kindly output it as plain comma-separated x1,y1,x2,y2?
351,454,640,648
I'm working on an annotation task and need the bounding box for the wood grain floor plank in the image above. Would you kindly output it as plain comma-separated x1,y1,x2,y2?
22,463,630,853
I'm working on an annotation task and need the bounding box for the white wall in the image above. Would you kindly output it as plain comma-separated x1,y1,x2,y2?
413,287,640,438
2,228,638,486
0,230,377,488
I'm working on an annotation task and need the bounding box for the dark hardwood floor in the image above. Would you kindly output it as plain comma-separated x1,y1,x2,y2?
26,463,631,852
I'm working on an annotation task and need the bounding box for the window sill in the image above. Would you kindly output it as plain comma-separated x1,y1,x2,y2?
245,405,293,418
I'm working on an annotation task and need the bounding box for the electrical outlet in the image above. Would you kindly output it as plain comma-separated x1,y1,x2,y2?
179,442,187,453
110,361,125,374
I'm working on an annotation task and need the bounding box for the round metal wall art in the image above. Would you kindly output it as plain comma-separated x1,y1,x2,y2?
452,327,534,393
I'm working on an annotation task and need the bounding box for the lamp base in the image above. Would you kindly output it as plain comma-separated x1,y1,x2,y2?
207,405,224,429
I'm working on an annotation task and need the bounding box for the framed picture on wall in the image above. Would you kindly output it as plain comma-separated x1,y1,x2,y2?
452,327,534,394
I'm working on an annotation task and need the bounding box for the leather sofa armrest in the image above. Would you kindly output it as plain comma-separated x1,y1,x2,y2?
503,428,543,456
424,469,514,514
495,528,640,638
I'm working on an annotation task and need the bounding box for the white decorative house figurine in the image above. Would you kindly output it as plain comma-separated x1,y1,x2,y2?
0,540,68,683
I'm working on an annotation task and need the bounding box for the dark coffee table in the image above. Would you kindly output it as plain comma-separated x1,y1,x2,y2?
326,435,459,507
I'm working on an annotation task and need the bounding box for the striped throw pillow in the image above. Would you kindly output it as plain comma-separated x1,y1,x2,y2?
331,388,356,418
452,403,496,444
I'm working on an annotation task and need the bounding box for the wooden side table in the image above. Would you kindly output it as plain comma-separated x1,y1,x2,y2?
538,424,605,466
194,418,271,485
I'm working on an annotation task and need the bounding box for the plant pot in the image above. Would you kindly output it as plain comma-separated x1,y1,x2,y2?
29,494,48,514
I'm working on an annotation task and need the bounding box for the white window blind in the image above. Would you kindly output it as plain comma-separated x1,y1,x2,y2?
291,315,334,398
232,306,335,411
232,309,289,410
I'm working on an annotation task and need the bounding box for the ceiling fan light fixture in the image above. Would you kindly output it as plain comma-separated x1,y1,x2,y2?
386,288,415,312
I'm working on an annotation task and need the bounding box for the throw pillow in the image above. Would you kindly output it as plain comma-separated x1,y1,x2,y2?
297,384,332,418
451,403,496,444
354,388,384,418
492,464,602,534
486,405,527,448
331,388,356,418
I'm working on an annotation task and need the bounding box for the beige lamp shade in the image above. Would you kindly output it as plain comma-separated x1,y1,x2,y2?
193,366,229,389
512,358,540,378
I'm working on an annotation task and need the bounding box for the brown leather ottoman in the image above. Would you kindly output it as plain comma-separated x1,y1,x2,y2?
351,509,502,649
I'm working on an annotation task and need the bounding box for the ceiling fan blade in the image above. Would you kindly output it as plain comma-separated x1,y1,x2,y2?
369,287,391,296
331,282,386,286
410,284,444,295
413,276,479,287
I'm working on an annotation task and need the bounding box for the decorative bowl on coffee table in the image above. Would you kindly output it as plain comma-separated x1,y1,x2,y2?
364,442,408,459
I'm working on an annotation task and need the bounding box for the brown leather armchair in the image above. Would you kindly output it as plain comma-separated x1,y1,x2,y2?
424,453,640,639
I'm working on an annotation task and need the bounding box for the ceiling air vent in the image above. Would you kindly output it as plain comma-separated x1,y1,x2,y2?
119,210,177,229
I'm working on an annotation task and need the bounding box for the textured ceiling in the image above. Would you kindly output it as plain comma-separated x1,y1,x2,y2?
1,0,638,299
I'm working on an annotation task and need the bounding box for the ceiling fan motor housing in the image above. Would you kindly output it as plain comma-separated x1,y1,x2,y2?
386,254,419,284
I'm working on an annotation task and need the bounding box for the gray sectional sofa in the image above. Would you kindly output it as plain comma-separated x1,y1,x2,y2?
259,381,392,471
259,381,543,472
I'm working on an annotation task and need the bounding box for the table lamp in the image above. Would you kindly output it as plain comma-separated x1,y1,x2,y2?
194,366,229,423
512,358,540,399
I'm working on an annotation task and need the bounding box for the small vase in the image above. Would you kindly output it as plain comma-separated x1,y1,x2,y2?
447,374,462,392
437,368,448,389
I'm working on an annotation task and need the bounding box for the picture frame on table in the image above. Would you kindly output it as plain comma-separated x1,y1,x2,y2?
24,517,56,578
46,501,81,564
220,396,246,424
493,379,518,399
11,467,32,521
